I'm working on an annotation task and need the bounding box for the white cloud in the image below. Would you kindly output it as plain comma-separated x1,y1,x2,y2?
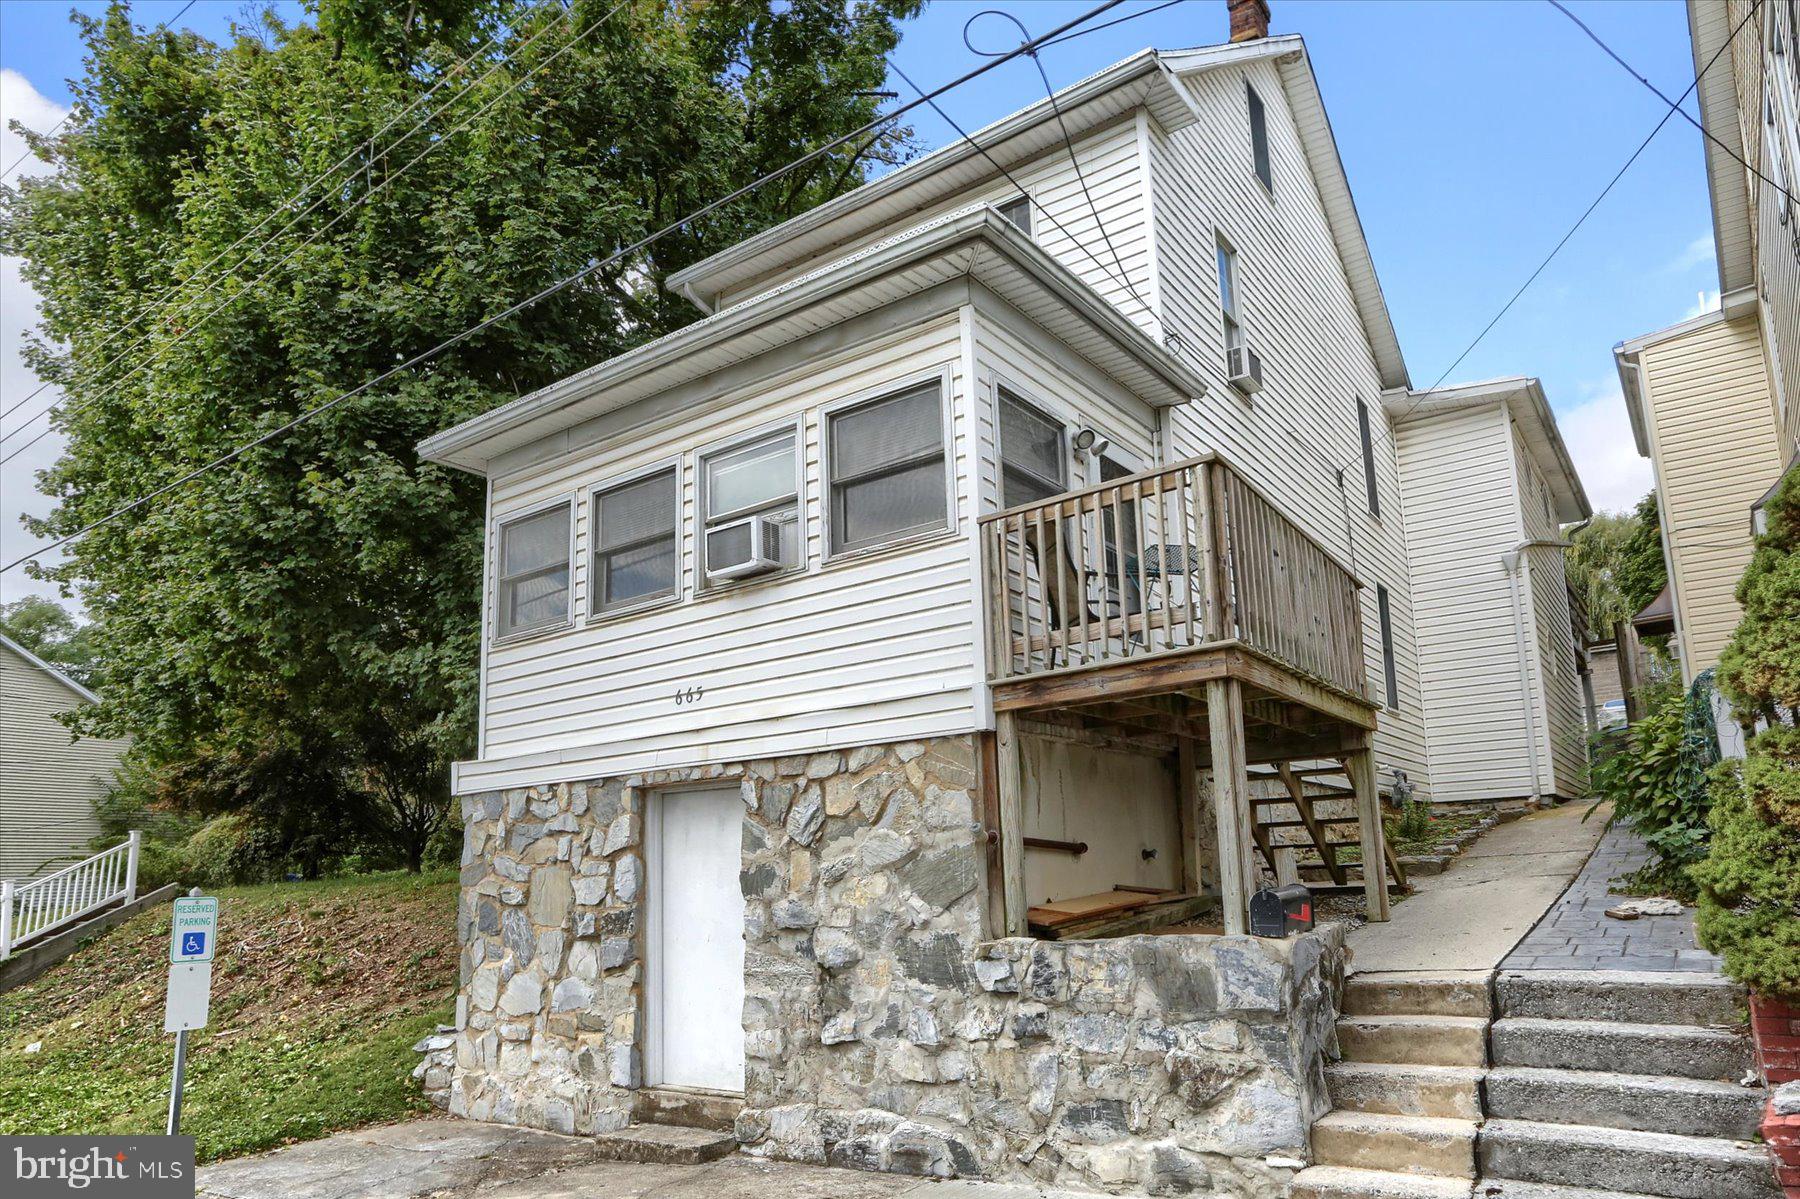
1,68,71,605
1684,288,1722,319
1557,380,1655,516
1664,231,1716,274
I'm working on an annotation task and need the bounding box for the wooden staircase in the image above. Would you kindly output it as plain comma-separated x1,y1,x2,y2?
1247,761,1407,895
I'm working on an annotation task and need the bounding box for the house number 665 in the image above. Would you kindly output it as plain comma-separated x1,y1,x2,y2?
674,686,704,706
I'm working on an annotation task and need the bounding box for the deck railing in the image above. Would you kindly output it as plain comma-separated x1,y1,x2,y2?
979,454,1367,698
0,831,140,958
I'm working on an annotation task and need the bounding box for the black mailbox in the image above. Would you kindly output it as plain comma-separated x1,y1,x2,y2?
1250,884,1314,938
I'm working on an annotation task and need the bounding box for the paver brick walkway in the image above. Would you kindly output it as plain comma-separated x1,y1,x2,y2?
1502,819,1723,973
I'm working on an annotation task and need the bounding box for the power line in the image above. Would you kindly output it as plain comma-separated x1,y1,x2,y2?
1,0,1143,577
1548,0,1799,211
0,0,580,442
0,0,625,468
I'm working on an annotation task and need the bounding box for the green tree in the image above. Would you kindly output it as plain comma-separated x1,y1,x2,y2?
1564,510,1639,641
1614,490,1669,615
0,595,98,685
2,0,919,869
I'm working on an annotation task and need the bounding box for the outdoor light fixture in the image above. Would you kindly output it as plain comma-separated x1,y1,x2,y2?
1072,427,1110,460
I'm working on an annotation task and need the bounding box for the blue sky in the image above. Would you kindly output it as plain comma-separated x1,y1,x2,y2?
1,0,1713,601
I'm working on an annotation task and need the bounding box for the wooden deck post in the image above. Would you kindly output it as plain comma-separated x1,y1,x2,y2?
994,711,1029,937
1345,746,1391,922
1176,734,1206,895
1205,677,1255,934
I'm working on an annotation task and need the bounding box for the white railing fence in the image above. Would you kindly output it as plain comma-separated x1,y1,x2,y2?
1,830,140,958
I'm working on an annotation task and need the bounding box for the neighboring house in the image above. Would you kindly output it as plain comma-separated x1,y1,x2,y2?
418,5,1589,1192
1613,1,1800,703
1386,378,1592,805
0,635,127,880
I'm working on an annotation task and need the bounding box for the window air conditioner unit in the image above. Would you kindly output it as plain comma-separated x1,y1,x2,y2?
706,514,785,582
1226,345,1264,395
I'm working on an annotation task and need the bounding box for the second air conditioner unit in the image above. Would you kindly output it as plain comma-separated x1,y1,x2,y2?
706,514,785,582
1227,345,1264,395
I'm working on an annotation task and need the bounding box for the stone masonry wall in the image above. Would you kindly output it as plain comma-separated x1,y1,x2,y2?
451,734,1345,1197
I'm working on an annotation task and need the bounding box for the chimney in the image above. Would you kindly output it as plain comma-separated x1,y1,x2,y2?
1228,0,1270,42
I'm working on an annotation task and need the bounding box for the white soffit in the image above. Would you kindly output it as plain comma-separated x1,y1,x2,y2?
1688,0,1754,294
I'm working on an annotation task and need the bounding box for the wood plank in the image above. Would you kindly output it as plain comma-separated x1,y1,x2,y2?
977,731,1004,938
1279,761,1346,886
1177,733,1205,895
995,712,1028,937
1032,894,1212,940
1345,747,1390,922
1206,676,1254,935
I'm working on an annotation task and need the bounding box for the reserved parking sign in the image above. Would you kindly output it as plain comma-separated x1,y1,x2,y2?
168,897,216,964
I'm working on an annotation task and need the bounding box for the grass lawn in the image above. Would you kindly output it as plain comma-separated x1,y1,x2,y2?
0,871,458,1162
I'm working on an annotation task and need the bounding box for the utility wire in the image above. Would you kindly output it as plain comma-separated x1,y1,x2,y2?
1548,0,1799,210
0,0,578,440
0,0,626,468
1,0,1143,576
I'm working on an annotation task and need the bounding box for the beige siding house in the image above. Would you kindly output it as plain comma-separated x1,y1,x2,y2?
0,636,128,879
1387,380,1591,804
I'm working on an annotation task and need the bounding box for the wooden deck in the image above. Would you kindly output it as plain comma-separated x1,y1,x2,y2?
976,455,1393,937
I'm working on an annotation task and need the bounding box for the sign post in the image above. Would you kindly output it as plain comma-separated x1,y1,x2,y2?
164,890,216,1136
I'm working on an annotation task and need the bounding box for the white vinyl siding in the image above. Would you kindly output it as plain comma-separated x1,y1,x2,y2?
1149,59,1432,796
1513,422,1588,799
461,318,977,793
0,644,129,879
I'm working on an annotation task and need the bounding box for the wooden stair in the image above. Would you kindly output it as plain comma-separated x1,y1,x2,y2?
1246,760,1408,894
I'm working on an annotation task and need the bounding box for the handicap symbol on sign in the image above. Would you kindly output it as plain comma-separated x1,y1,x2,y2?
182,932,206,957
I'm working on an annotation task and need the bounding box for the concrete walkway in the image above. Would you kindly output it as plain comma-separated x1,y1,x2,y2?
1344,801,1609,974
1502,820,1724,972
196,1120,1098,1199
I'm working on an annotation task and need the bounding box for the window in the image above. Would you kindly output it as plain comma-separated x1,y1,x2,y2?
826,380,950,555
593,467,678,612
997,388,1067,507
1376,583,1399,710
1247,82,1272,194
1357,398,1380,518
700,427,800,580
496,502,571,638
996,194,1032,236
1216,236,1244,354
1769,88,1793,224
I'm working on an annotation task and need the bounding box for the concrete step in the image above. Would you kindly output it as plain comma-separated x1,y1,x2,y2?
1289,1164,1474,1198
633,1087,740,1132
1336,1015,1489,1067
1489,1017,1752,1082
1311,1111,1477,1178
1477,1117,1780,1199
1495,970,1746,1027
591,1123,737,1165
1473,1182,1702,1199
1484,1065,1765,1140
1343,972,1491,1019
1326,1062,1484,1120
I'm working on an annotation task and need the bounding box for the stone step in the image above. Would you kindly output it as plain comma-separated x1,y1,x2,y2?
1474,1181,1725,1199
633,1086,741,1133
1289,1164,1474,1199
591,1123,737,1166
1326,1062,1484,1120
1484,1065,1765,1140
1336,1015,1489,1067
1477,1117,1780,1199
1489,1017,1752,1082
1343,972,1491,1019
1311,1111,1477,1178
1495,970,1746,1027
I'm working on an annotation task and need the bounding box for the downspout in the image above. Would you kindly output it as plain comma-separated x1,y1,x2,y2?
1501,537,1572,806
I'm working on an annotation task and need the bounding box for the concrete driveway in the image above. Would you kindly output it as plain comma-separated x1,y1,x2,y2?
196,1120,1096,1199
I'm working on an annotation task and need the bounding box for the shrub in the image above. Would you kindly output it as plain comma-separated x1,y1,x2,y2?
1693,760,1800,999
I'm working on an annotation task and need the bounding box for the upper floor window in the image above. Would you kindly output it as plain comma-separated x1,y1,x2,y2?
496,502,572,638
998,388,1067,507
997,194,1032,236
826,380,951,555
1376,583,1399,710
593,466,678,613
1216,236,1244,353
1357,397,1380,518
700,427,801,583
1247,82,1272,194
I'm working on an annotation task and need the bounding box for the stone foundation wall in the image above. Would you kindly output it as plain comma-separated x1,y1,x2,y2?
451,734,1345,1196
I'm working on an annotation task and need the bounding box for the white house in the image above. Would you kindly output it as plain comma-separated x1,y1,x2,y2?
0,634,128,879
417,8,1589,1194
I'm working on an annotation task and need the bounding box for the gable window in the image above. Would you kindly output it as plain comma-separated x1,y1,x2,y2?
826,380,951,555
593,466,678,613
700,426,801,582
998,388,1067,507
1247,82,1272,194
1357,397,1380,517
997,194,1032,236
1216,236,1244,354
1376,583,1399,710
496,502,572,638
